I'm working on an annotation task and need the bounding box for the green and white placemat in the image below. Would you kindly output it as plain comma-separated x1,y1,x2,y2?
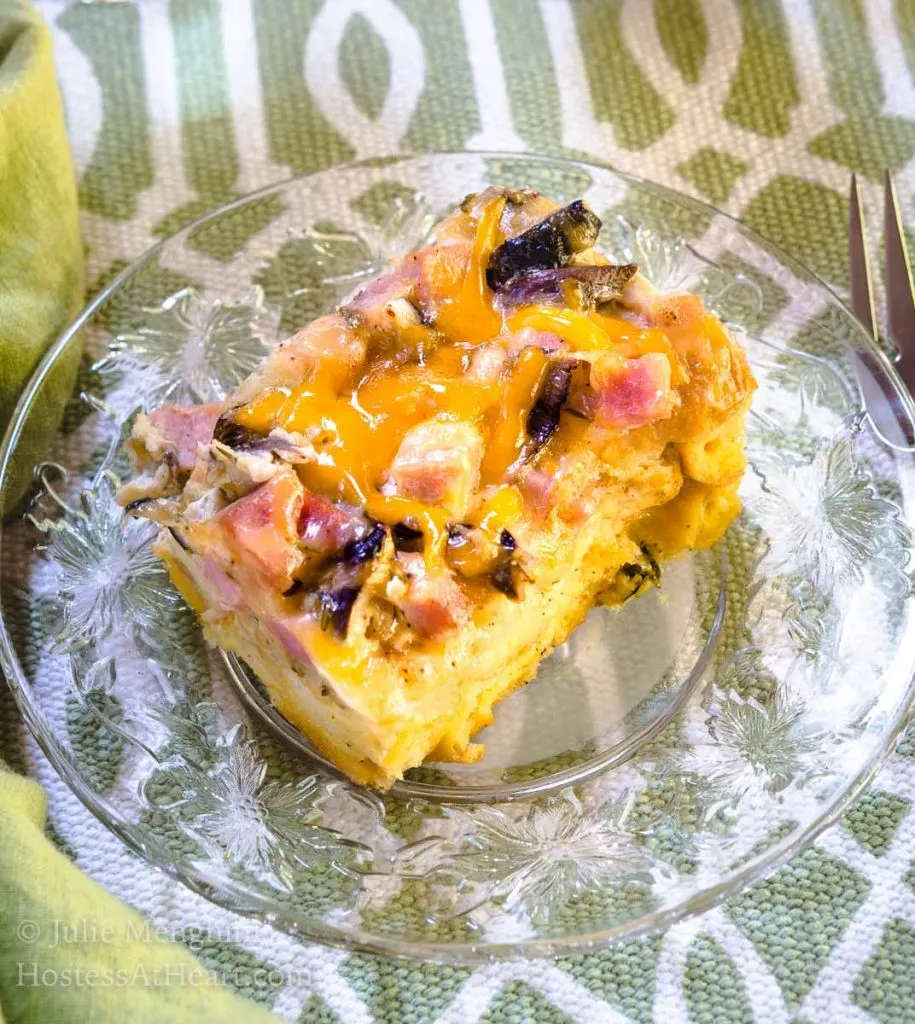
4,0,915,1020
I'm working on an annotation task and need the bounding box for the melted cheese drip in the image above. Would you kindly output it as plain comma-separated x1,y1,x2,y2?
476,484,523,534
479,347,549,486
433,197,505,343
508,305,672,358
508,306,612,350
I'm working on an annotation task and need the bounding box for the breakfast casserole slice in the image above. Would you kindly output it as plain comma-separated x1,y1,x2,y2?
120,189,755,789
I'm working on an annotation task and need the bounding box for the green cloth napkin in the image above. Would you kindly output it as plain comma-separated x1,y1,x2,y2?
0,766,277,1023
0,0,83,510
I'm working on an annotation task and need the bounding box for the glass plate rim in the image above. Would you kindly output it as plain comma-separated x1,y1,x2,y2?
1,149,914,963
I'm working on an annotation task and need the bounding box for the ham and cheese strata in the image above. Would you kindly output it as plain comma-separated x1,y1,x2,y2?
119,189,755,789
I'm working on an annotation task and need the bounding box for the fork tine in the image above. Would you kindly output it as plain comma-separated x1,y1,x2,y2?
847,174,915,448
884,170,915,391
849,173,878,340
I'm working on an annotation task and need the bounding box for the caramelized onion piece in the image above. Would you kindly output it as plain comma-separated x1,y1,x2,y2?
446,523,499,577
392,521,424,553
496,263,638,310
318,586,360,635
490,559,521,600
212,413,263,450
343,522,386,565
486,200,602,291
526,361,577,446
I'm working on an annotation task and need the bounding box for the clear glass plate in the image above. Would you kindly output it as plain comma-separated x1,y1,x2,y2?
2,152,914,961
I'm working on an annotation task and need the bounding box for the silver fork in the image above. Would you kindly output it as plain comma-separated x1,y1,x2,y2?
848,171,915,446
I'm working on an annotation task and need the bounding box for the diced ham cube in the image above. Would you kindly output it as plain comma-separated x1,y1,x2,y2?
393,555,470,638
468,344,508,385
291,313,366,363
298,491,361,556
349,268,416,311
346,267,421,334
404,241,472,314
144,403,222,472
591,352,675,430
218,470,304,590
387,418,484,519
519,466,556,517
350,266,421,321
